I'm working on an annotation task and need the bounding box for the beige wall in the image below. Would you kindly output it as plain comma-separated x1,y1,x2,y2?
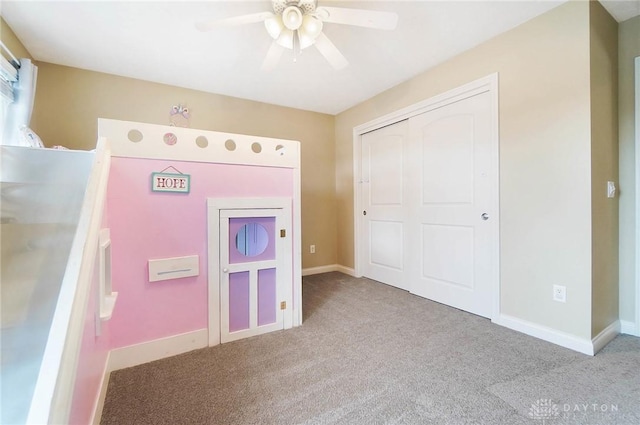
618,15,640,325
336,1,596,339
30,63,336,269
1,17,31,60
589,0,619,337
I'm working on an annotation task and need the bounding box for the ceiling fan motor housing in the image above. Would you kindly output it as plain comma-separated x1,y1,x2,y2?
272,0,317,16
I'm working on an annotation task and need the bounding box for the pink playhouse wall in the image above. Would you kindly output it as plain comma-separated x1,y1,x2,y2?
105,156,293,348
68,156,294,423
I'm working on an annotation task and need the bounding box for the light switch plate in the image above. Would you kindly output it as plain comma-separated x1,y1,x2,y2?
607,181,616,198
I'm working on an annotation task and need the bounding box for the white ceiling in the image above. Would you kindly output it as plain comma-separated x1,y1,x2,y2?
2,0,639,115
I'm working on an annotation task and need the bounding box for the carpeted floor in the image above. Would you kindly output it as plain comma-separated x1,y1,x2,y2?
101,272,640,424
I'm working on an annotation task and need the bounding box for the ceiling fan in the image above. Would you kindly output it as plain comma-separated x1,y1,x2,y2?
196,0,398,71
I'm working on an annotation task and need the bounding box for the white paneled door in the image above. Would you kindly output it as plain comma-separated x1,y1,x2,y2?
361,91,496,318
408,92,494,318
361,120,410,291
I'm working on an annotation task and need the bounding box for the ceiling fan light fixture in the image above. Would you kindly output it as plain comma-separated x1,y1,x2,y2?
282,6,303,30
264,14,284,39
297,30,315,50
301,14,323,39
275,28,295,49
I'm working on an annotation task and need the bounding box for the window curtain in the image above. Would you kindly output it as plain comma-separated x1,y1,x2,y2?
1,58,38,146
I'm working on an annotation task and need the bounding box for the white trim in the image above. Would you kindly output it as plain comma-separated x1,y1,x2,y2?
620,320,638,335
489,75,501,320
336,265,357,277
301,264,357,277
634,56,640,338
207,197,299,346
89,352,111,425
293,167,302,326
98,118,299,169
353,75,499,136
302,265,339,276
592,321,620,355
493,314,594,355
207,201,222,347
108,329,208,372
352,73,500,321
492,314,621,356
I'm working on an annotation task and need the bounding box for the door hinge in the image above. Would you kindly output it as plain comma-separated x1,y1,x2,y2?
280,229,286,238
280,301,286,310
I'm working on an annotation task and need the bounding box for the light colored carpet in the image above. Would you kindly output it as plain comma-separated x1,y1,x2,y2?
101,272,640,424
488,341,640,424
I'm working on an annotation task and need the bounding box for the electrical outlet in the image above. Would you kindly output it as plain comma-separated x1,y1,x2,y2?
553,285,566,303
310,245,316,254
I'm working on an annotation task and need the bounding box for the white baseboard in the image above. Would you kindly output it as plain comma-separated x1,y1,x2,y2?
302,264,357,277
591,321,620,354
620,320,639,336
108,329,208,372
336,265,356,277
92,330,207,423
302,265,338,276
493,314,595,355
90,351,111,425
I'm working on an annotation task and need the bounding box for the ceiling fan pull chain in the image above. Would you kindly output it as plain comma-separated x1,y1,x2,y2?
293,30,300,62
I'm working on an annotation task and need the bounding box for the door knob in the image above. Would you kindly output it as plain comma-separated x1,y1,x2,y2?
222,268,229,273
481,213,489,221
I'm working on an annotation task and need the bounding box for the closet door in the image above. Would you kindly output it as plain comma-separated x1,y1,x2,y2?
408,92,494,318
361,120,410,290
220,209,286,343
360,91,496,318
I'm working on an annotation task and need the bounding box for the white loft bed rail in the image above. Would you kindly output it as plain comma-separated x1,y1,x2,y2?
26,138,111,424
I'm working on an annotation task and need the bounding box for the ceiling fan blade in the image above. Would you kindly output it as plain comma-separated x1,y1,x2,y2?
315,7,398,30
196,12,273,32
261,41,285,71
314,32,348,70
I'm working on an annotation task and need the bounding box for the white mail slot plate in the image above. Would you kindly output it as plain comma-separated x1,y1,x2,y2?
148,255,199,282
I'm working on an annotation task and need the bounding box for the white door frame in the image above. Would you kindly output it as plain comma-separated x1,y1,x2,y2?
352,73,501,319
634,56,640,336
207,197,296,346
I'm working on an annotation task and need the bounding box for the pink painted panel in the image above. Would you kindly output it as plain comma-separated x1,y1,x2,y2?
229,271,250,332
229,217,276,264
107,157,293,348
257,268,277,326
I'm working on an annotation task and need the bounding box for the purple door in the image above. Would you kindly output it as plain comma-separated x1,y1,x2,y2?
220,209,284,342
